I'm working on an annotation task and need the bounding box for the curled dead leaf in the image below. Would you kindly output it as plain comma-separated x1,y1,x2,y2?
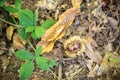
37,0,83,53
13,33,26,49
6,26,14,40
71,0,82,8
37,8,80,53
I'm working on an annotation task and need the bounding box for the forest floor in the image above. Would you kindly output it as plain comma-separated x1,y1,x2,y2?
0,0,120,80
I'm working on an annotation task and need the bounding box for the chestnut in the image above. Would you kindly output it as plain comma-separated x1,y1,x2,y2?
66,41,81,53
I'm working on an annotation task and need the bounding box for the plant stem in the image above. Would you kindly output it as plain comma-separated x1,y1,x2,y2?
28,40,36,51
0,18,22,28
49,69,59,80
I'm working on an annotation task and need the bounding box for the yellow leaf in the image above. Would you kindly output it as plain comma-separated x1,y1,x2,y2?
37,8,80,53
71,0,82,8
10,13,18,18
37,0,83,53
42,41,55,53
6,26,14,40
13,33,26,49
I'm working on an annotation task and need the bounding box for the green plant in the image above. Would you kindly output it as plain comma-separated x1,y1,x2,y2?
15,46,56,80
1,0,56,40
0,0,56,80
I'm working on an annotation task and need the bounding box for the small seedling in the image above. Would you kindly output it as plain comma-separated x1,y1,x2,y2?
0,0,57,80
15,46,56,80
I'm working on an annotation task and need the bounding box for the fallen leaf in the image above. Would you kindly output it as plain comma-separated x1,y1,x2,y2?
10,13,18,18
86,36,98,47
36,0,57,10
6,26,14,40
37,0,83,53
85,42,102,64
36,0,47,9
13,33,26,49
71,0,82,8
107,17,118,28
37,8,80,53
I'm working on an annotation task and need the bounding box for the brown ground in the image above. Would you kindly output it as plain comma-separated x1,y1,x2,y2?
0,0,120,80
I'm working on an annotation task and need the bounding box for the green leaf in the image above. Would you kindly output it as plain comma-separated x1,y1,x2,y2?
0,0,5,7
41,20,56,29
25,26,34,33
15,49,35,60
49,59,56,68
19,9,34,28
3,6,19,13
35,26,46,38
36,57,49,71
31,31,37,40
18,28,29,40
35,46,42,57
19,9,33,20
109,56,118,63
20,61,34,80
33,8,38,26
15,0,21,9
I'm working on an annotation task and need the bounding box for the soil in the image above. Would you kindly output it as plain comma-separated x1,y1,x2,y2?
0,0,120,80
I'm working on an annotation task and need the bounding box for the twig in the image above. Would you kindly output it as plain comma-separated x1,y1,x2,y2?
49,69,59,80
0,18,22,28
58,62,62,80
68,68,83,80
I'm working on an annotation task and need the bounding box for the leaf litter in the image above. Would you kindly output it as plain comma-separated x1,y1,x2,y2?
0,0,120,80
41,0,120,80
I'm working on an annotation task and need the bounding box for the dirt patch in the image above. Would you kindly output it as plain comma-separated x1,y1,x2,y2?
0,0,120,80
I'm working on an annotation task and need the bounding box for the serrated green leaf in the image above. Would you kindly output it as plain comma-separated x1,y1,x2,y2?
25,26,34,33
49,59,56,68
19,9,33,20
35,26,46,38
15,49,35,60
15,0,21,9
35,46,42,57
31,31,37,40
18,28,29,40
20,61,34,80
36,57,49,71
19,9,34,28
0,0,5,7
41,20,56,29
33,8,38,26
3,6,19,13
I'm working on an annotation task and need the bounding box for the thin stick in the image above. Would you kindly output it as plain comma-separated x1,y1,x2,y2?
58,62,62,80
49,69,59,80
0,18,22,28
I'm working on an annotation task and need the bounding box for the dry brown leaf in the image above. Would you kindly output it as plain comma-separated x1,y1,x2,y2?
107,17,118,28
41,8,79,41
71,0,82,8
13,33,26,49
37,0,83,53
85,42,102,64
36,0,47,9
37,8,80,53
36,0,57,10
6,26,14,40
86,36,98,47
